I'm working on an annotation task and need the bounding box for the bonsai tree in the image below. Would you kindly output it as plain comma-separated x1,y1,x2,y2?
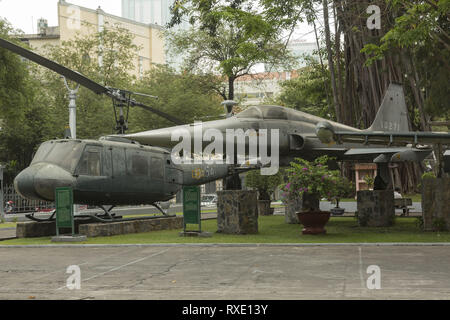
245,170,283,201
331,176,354,209
281,156,341,212
363,175,375,190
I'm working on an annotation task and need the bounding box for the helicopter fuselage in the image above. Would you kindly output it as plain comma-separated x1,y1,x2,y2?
14,137,230,206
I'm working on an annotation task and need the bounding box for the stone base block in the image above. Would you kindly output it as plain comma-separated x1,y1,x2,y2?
179,231,212,238
78,216,183,238
422,178,450,231
285,198,302,224
217,190,258,234
16,220,92,238
51,235,87,243
357,190,395,227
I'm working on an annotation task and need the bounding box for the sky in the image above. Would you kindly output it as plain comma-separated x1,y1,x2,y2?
0,0,122,34
0,0,316,42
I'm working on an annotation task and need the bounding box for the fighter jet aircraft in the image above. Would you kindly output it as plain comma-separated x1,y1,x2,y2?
125,83,449,168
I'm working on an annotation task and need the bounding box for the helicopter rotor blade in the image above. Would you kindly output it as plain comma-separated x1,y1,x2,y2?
0,37,109,95
0,36,185,125
131,101,184,125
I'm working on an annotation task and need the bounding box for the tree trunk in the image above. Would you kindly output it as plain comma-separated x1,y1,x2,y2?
228,76,235,101
323,0,341,122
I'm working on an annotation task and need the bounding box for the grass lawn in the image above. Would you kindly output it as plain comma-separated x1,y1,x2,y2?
2,216,449,246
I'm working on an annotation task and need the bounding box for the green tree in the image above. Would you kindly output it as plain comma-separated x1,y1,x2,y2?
130,65,224,131
275,58,334,119
167,0,297,101
0,19,56,182
40,22,140,139
245,169,283,200
362,0,450,121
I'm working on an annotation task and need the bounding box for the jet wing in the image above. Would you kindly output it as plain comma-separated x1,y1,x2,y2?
332,131,450,146
343,147,432,162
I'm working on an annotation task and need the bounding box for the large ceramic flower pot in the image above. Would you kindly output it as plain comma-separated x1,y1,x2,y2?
297,211,331,235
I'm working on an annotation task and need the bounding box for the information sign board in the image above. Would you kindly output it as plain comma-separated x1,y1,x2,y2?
55,187,74,236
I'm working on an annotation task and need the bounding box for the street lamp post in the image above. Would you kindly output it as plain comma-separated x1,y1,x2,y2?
62,76,80,139
62,77,80,216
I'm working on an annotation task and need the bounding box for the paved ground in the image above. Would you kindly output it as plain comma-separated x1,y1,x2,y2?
0,245,449,300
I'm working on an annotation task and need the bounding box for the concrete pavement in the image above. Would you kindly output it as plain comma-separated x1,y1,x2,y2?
0,245,449,300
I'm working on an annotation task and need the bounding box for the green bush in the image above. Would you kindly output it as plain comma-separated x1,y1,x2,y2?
432,218,448,232
245,170,283,201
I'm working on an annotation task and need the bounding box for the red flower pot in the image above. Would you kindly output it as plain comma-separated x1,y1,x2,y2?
297,211,331,235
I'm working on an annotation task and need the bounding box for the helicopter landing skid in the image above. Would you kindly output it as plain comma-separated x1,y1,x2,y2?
152,203,170,216
25,206,176,224
25,211,56,223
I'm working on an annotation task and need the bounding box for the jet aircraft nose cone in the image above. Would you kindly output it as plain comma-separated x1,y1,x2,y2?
14,164,75,202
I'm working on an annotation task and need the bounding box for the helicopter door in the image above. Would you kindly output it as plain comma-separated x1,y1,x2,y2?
109,147,127,193
126,149,151,196
75,145,107,194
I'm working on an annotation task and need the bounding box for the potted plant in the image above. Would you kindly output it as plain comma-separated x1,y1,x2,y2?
330,177,354,216
245,170,282,216
282,156,341,235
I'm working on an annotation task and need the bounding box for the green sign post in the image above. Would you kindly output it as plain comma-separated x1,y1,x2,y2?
55,187,74,236
183,186,201,233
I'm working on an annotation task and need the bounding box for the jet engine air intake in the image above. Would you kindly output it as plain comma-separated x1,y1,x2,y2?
289,134,307,151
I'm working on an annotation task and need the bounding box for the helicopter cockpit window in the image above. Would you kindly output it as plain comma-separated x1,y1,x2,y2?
151,157,164,180
31,142,55,164
32,141,84,173
235,106,263,119
77,147,102,176
260,106,288,120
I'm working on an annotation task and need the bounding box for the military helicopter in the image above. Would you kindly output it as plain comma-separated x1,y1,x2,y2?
0,37,249,222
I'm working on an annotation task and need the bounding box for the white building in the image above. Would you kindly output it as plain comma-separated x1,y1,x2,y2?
122,0,173,26
265,40,319,72
122,0,189,69
234,71,299,106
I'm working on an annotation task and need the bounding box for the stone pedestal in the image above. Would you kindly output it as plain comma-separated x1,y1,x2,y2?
17,219,92,238
51,235,87,243
422,178,450,231
17,216,183,238
357,190,395,227
285,197,302,224
217,190,258,234
79,216,183,238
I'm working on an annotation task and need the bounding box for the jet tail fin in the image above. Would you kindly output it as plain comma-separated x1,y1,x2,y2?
368,83,410,132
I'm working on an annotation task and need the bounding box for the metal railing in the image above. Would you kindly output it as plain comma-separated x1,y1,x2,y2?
2,184,54,214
